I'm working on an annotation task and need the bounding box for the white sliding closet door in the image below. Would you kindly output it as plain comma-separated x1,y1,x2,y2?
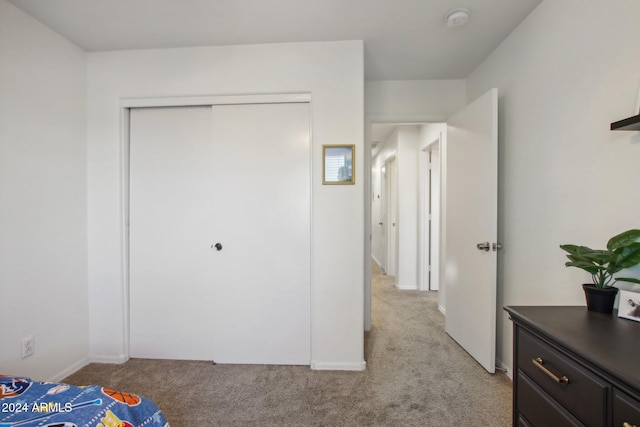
129,103,311,365
208,103,310,364
130,106,216,360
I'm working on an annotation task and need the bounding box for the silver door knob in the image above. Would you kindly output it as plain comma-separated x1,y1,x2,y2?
492,243,503,251
477,242,490,251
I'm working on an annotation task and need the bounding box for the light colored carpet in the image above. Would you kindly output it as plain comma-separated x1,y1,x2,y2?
64,263,511,426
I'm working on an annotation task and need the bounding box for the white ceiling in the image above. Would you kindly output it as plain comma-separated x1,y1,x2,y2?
8,0,541,81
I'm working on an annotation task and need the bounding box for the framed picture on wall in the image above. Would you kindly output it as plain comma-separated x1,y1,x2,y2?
322,145,355,185
618,289,640,322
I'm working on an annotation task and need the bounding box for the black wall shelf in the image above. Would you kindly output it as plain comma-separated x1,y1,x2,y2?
611,114,640,131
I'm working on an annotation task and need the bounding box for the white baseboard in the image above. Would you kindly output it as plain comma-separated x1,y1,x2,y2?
90,354,129,364
371,255,382,269
395,283,418,290
438,304,446,315
311,360,366,371
48,356,91,382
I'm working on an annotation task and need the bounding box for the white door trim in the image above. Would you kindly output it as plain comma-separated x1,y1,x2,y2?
121,93,311,108
120,93,312,360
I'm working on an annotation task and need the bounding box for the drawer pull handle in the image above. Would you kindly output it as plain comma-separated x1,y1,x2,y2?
532,357,570,384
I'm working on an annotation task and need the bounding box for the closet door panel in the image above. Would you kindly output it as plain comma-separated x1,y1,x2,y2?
208,103,311,365
130,106,216,360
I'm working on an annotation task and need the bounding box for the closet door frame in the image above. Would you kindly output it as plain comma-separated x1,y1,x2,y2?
119,93,312,358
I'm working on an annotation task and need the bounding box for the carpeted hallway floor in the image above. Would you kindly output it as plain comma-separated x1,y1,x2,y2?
64,263,511,426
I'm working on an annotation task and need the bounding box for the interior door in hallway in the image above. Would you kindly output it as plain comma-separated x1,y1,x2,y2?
129,102,311,365
444,88,498,373
384,155,397,276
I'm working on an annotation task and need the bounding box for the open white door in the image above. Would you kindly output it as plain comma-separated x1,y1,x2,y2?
384,156,398,276
444,89,498,373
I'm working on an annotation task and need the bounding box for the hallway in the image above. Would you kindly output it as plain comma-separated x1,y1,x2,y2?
365,262,512,425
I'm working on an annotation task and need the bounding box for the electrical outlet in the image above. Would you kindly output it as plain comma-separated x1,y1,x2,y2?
21,336,34,358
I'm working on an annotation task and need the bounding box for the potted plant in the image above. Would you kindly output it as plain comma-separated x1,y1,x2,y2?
560,229,640,313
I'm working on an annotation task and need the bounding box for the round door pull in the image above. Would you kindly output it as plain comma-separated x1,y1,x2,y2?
213,243,223,251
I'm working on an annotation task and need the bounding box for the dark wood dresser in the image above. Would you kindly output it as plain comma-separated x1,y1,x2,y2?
505,306,640,427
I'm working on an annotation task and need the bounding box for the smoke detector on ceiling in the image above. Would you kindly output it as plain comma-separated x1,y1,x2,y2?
445,8,470,28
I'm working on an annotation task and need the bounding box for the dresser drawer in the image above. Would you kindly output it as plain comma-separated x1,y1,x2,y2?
517,414,532,427
518,328,609,426
518,373,584,427
614,389,640,427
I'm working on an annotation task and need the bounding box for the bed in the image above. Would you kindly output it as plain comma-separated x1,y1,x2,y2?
0,375,169,427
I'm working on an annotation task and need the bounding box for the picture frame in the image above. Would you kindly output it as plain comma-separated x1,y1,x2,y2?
322,144,355,185
617,289,640,322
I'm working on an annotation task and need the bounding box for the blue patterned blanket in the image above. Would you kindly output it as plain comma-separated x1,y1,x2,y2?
0,376,169,427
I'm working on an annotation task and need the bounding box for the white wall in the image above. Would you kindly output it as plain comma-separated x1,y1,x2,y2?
466,0,640,374
396,127,420,289
0,0,89,381
366,80,466,119
86,41,365,370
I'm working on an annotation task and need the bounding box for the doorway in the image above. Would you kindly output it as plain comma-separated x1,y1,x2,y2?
383,155,398,276
370,123,443,291
365,89,498,373
419,137,441,293
366,122,445,331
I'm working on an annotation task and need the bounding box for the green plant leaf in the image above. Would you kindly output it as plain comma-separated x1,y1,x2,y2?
564,261,602,275
612,242,640,269
562,232,640,288
607,229,640,250
572,248,609,264
616,277,640,284
574,245,599,254
560,244,579,252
